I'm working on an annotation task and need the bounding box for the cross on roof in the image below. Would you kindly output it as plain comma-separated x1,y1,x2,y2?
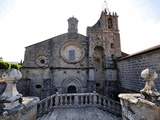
103,0,110,12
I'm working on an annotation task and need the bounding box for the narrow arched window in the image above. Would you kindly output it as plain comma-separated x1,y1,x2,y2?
108,18,113,29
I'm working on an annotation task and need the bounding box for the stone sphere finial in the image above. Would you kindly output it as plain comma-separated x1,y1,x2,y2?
2,69,22,81
140,68,160,102
141,68,158,81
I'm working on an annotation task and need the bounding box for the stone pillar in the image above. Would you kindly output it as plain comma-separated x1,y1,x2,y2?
68,17,78,33
88,69,96,92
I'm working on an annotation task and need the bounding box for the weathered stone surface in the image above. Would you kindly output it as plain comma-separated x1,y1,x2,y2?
118,49,160,92
140,68,160,102
21,11,121,99
119,93,160,120
0,97,39,120
0,69,23,110
38,107,121,120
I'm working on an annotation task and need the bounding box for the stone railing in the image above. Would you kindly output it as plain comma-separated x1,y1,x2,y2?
37,92,121,118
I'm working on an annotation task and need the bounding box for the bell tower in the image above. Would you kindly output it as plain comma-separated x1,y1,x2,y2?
68,17,78,33
87,8,121,98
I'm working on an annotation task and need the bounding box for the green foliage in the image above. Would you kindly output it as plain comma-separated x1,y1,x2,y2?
0,61,23,70
10,64,18,69
17,64,23,69
10,64,22,70
0,61,9,69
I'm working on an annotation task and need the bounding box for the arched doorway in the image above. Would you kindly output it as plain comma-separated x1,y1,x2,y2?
67,85,77,93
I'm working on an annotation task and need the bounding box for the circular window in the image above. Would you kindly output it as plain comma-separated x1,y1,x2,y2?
61,42,85,64
40,59,45,64
36,56,48,67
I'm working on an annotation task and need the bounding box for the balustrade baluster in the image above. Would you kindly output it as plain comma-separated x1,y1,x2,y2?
49,97,53,109
103,98,106,106
80,95,82,105
65,95,68,105
93,94,97,105
60,95,63,106
55,95,59,106
69,96,72,105
44,100,48,112
84,95,87,104
108,100,111,110
74,95,78,105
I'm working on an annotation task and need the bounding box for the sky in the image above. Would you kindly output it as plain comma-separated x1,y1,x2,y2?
0,0,160,62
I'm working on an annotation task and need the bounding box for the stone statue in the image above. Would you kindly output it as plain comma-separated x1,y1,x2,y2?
140,68,160,102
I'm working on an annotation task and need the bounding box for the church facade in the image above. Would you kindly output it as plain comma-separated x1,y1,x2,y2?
21,10,122,99
20,9,160,100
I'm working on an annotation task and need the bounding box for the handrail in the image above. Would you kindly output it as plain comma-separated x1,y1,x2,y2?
37,92,121,118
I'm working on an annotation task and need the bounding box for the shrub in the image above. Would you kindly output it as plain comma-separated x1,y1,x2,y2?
0,61,9,69
10,64,19,69
0,60,23,70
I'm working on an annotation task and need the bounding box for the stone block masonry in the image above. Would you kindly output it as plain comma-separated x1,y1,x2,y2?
118,49,160,92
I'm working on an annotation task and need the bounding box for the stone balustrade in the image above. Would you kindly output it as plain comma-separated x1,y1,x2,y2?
37,92,121,118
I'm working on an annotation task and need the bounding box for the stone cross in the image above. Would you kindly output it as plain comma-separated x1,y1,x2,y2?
103,0,110,12
140,68,160,102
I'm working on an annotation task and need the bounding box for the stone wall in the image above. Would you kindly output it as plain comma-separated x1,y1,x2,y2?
118,49,160,92
23,33,87,68
53,69,88,93
22,32,88,98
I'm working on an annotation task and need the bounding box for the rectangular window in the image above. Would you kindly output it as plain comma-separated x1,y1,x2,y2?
69,49,75,61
